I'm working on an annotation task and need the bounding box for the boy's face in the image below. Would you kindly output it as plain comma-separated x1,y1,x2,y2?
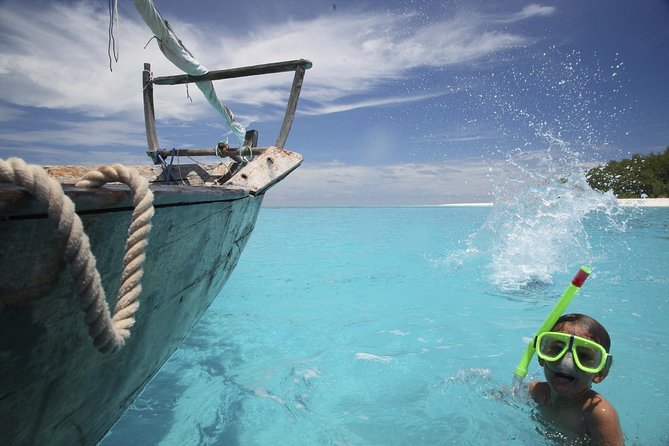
540,323,608,399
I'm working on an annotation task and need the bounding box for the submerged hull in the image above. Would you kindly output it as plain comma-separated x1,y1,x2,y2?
0,149,301,445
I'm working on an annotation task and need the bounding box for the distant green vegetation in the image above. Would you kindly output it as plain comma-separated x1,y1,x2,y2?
586,147,669,198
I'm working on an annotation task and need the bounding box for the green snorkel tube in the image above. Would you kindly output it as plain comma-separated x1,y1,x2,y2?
512,265,592,390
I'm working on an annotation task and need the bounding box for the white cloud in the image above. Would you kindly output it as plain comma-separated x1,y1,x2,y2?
301,91,448,116
491,4,556,23
0,2,219,122
0,2,549,126
0,119,145,147
263,159,495,206
0,144,149,166
215,11,532,109
515,4,556,20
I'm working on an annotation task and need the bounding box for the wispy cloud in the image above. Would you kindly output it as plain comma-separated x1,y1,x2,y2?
301,91,448,116
0,103,25,122
0,144,150,166
0,2,192,120
218,11,530,96
508,4,556,21
0,119,145,147
264,159,496,206
0,2,553,124
411,133,499,144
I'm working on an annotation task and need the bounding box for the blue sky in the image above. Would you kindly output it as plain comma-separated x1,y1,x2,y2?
1,0,667,205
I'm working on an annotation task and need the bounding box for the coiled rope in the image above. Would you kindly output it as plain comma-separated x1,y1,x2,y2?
0,157,155,353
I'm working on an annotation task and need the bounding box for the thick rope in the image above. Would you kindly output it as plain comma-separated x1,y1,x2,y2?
0,157,154,353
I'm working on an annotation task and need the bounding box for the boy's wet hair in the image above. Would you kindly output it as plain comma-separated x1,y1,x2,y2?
552,313,611,352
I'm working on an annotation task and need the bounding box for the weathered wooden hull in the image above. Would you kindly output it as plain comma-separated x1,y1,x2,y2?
0,186,261,444
0,148,301,445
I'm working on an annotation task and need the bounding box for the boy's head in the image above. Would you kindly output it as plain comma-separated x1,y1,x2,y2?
537,313,613,396
552,313,611,353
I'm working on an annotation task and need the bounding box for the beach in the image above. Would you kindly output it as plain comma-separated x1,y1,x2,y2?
617,198,669,207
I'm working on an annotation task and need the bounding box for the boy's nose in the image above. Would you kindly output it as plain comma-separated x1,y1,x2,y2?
558,351,576,368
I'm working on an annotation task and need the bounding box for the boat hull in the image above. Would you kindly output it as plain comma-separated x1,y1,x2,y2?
0,185,264,445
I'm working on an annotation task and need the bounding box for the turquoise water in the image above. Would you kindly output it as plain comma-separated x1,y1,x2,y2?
102,205,669,445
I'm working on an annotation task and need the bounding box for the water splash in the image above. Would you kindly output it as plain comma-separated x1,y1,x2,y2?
465,48,632,293
481,142,622,292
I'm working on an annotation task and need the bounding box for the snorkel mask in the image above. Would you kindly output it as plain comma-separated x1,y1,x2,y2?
535,331,611,374
512,266,591,388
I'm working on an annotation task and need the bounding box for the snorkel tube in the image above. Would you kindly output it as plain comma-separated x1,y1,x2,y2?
512,265,591,389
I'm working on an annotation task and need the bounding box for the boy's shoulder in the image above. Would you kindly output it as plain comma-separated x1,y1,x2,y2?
528,381,551,405
583,390,617,418
582,392,623,441
583,390,618,423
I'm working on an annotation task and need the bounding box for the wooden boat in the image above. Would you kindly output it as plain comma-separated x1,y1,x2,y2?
0,26,311,445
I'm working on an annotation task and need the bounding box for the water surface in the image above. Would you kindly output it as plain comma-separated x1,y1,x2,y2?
103,205,669,445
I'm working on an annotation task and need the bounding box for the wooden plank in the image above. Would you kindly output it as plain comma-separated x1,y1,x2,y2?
276,64,307,148
151,59,312,86
0,184,249,218
142,63,160,159
223,146,303,194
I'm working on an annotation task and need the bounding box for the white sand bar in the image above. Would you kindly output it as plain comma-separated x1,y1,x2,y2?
438,198,669,207
617,198,669,207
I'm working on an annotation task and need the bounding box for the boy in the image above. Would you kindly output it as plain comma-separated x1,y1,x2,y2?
529,313,624,445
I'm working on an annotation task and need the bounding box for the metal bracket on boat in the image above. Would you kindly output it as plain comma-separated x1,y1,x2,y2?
153,146,266,163
151,131,260,177
142,59,312,164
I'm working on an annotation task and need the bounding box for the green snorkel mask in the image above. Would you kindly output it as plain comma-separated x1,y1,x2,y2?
512,265,591,388
535,331,611,374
